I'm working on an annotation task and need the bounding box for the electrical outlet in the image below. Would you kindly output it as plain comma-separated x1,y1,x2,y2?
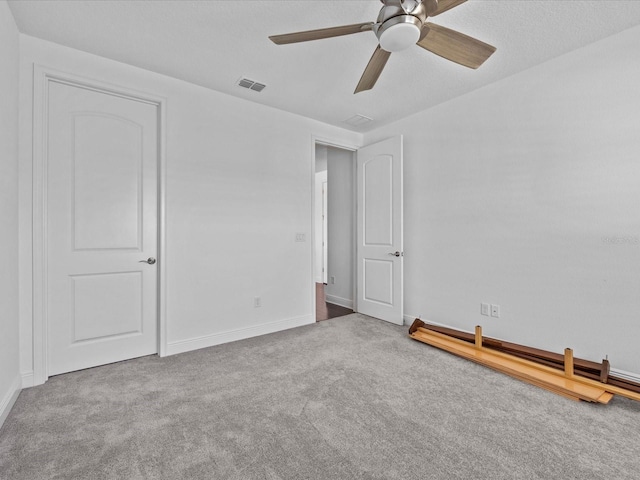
481,303,489,316
330,276,335,284
295,233,306,242
254,297,261,308
491,304,500,318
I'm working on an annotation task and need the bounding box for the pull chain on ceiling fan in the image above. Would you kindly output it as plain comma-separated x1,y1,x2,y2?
269,0,496,94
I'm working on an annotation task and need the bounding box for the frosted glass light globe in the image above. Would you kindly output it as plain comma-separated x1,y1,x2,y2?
379,22,421,52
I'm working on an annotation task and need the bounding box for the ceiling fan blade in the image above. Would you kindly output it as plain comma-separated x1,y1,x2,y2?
269,22,374,45
417,23,496,69
354,46,391,94
430,0,468,17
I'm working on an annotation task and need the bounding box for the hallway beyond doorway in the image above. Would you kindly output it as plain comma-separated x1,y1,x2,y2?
315,283,353,321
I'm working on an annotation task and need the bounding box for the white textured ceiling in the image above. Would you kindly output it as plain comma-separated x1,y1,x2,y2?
8,0,640,132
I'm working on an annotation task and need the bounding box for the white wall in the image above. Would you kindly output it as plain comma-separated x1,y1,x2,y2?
18,35,362,381
325,146,355,308
0,0,21,427
364,25,640,375
315,144,327,173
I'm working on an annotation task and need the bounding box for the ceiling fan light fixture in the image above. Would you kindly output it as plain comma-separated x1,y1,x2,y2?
270,0,495,93
377,15,422,52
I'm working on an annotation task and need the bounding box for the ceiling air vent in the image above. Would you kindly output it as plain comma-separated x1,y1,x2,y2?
237,77,266,92
343,114,373,127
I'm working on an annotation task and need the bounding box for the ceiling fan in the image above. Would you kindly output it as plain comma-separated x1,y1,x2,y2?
269,0,496,94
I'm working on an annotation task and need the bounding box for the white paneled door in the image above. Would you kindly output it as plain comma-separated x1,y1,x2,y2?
47,81,159,376
356,136,404,325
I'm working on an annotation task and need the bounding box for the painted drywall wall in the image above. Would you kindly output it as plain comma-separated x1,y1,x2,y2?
325,146,355,308
364,25,640,375
0,0,21,426
18,35,362,382
315,145,327,173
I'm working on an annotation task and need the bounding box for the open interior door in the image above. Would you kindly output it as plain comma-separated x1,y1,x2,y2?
356,136,403,325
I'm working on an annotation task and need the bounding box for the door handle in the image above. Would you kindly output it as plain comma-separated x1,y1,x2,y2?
388,251,402,257
139,257,156,265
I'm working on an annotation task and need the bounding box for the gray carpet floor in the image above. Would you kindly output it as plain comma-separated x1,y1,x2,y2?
1,313,639,479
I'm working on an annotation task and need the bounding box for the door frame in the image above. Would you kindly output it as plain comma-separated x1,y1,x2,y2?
321,177,328,284
31,65,167,385
314,169,327,284
311,136,360,318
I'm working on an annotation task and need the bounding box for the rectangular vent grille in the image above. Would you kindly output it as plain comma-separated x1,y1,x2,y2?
238,78,266,92
344,114,373,127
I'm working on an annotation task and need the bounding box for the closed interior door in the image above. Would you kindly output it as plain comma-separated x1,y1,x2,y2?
47,81,159,376
356,136,404,324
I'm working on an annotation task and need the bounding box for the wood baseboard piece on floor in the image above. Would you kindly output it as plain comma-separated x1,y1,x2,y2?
410,329,611,403
408,318,640,402
410,319,608,379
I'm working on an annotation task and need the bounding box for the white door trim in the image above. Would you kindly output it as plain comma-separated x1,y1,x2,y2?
322,178,328,284
31,65,167,384
310,135,360,318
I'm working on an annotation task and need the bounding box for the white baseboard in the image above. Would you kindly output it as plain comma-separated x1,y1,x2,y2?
404,314,477,333
0,375,21,430
165,314,314,356
610,368,640,384
326,294,353,309
21,371,34,389
403,314,417,326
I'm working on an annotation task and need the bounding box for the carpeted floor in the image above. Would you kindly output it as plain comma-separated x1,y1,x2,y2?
1,313,639,479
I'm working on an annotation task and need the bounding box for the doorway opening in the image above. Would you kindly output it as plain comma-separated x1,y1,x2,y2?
314,143,356,321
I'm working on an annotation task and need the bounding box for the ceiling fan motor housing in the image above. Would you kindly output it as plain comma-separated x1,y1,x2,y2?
375,0,431,52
